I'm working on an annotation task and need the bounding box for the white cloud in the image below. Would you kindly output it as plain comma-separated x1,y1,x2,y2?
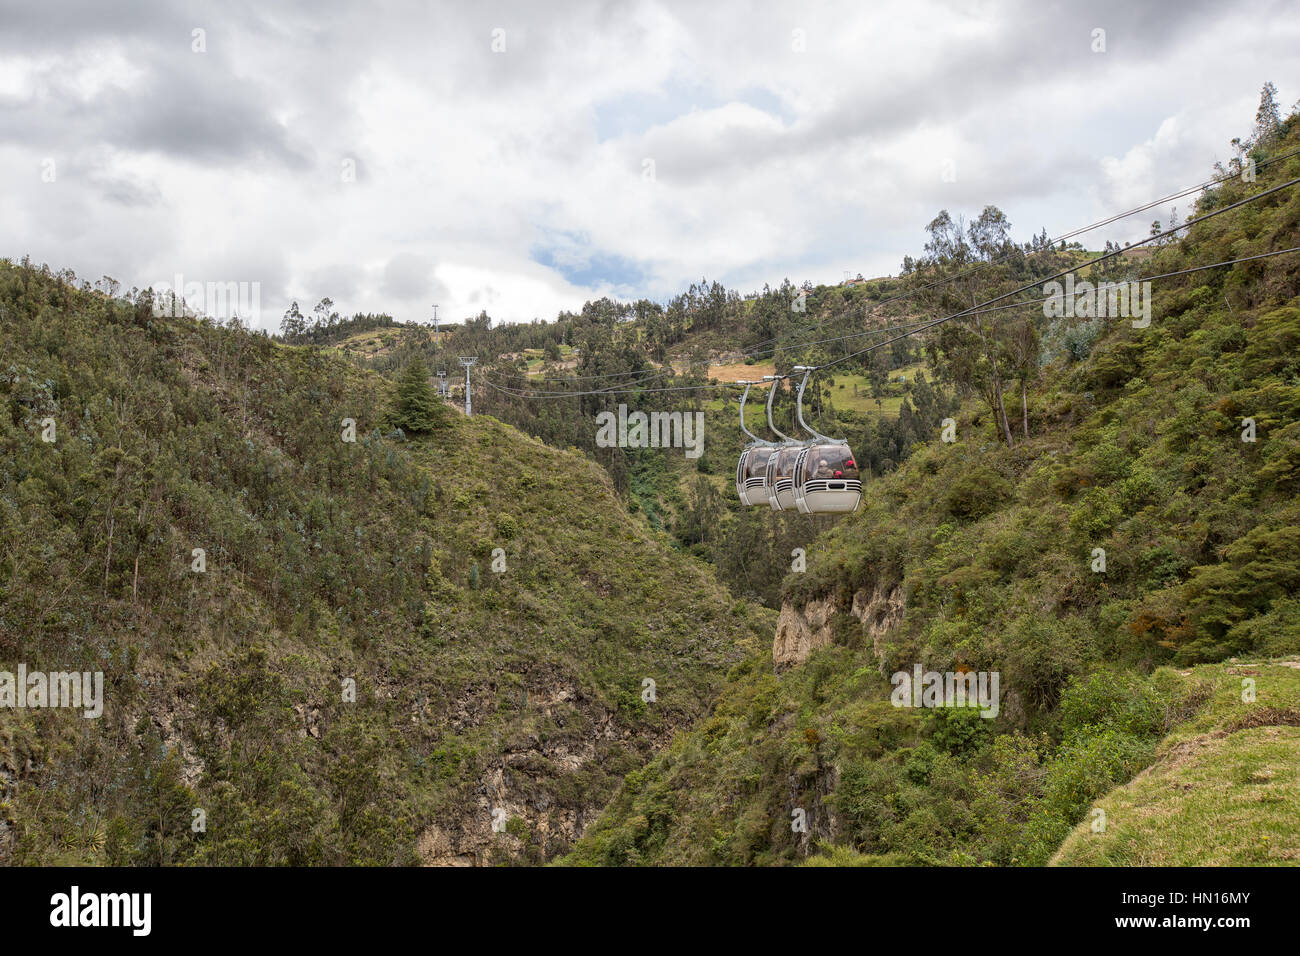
1,0,1298,329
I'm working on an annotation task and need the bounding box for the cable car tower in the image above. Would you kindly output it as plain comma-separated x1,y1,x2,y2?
459,356,477,416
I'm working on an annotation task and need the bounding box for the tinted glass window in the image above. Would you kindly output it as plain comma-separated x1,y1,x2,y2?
746,447,774,478
773,446,801,479
802,445,859,481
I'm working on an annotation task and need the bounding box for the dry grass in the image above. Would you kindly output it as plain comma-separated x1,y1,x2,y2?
700,361,776,383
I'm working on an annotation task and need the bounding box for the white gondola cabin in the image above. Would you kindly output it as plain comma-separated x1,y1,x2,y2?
733,380,776,506
793,442,862,513
765,444,802,511
734,370,862,514
736,444,776,506
788,366,862,514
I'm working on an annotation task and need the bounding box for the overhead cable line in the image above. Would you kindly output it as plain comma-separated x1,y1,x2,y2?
736,144,1300,361
481,172,1300,397
812,179,1300,373
487,239,1300,399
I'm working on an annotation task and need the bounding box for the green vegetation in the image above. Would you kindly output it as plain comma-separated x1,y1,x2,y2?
0,266,770,864
391,357,450,434
1052,660,1300,865
562,100,1300,867
3,87,1296,869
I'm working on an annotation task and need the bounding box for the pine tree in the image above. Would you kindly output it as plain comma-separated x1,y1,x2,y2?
1254,81,1281,144
393,358,447,433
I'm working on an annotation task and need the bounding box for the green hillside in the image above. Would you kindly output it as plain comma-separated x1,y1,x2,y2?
3,92,1297,873
0,266,771,865
1052,659,1300,866
561,119,1300,867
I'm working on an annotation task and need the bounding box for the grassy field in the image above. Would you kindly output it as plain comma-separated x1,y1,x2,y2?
521,344,579,374
697,362,927,420
823,366,925,417
334,329,403,356
333,328,448,358
1052,659,1300,866
830,383,905,417
507,354,921,425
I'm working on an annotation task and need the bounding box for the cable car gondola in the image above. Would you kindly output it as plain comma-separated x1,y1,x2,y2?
759,374,804,512
789,366,862,515
734,380,775,507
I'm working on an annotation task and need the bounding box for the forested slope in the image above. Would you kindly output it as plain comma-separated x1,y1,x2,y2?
0,265,771,864
563,121,1300,867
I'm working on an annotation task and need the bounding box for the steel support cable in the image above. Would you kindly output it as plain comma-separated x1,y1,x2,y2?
736,145,1300,361
481,177,1300,395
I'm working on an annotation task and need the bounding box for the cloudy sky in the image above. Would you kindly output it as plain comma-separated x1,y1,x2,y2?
3,0,1298,330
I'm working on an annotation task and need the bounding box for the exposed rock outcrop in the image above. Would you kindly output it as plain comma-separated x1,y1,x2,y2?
773,597,838,667
414,679,682,865
773,584,907,669
850,584,906,670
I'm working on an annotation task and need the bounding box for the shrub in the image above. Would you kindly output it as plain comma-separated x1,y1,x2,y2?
1059,668,1187,740
924,704,992,756
1067,487,1121,540
1019,728,1153,863
944,465,1011,520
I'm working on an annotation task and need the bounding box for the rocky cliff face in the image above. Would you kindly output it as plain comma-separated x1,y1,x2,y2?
852,584,907,670
772,597,839,667
413,680,681,866
773,583,906,668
